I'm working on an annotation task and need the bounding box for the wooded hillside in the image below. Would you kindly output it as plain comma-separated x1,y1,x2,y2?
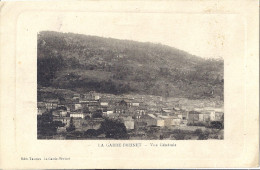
37,31,224,100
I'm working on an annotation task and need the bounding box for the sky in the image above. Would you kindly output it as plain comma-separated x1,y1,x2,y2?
38,12,242,59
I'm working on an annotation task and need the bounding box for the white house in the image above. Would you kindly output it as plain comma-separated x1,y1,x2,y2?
100,102,109,106
158,115,181,126
74,104,82,110
123,116,135,130
94,95,100,100
210,111,215,121
199,113,204,121
60,111,67,117
146,114,165,127
70,113,84,119
37,108,46,115
107,110,114,114
157,119,165,127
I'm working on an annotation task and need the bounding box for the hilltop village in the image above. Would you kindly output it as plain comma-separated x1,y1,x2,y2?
37,87,224,140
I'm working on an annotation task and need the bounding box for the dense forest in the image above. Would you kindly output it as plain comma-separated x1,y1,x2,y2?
37,31,224,100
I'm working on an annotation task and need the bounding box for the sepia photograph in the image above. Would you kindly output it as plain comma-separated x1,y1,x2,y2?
37,30,224,140
0,0,258,168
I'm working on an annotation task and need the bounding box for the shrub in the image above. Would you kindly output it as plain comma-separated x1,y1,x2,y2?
84,129,98,137
172,129,186,140
198,130,210,140
66,117,76,132
99,119,128,139
194,129,203,135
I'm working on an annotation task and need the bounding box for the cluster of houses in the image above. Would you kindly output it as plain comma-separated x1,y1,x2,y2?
188,107,224,125
37,91,224,133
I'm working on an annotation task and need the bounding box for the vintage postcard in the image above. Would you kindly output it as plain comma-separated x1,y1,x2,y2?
0,0,259,168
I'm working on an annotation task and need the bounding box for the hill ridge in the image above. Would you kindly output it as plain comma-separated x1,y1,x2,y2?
37,31,224,100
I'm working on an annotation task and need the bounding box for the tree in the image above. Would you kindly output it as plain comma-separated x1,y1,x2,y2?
85,115,91,120
37,113,63,138
37,51,64,87
99,119,128,139
92,110,103,118
172,129,186,140
84,129,98,137
198,130,210,140
82,106,89,113
53,120,65,127
66,117,76,132
194,129,203,135
210,121,223,129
